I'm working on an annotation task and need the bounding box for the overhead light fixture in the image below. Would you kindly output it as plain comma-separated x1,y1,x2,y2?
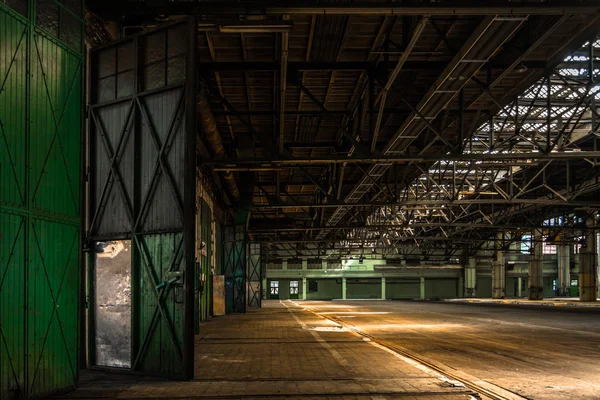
515,63,528,73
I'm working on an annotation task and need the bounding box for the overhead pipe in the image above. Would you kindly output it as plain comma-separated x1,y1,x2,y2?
197,91,240,202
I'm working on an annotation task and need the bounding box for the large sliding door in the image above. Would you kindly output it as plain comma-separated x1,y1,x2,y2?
87,19,197,379
1,1,84,398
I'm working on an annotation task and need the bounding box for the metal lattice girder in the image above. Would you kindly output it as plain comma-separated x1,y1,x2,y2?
316,17,527,239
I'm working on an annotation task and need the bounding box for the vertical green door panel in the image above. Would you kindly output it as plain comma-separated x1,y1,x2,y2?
0,213,26,398
0,11,27,209
28,219,79,398
29,32,81,217
134,233,185,377
0,1,83,399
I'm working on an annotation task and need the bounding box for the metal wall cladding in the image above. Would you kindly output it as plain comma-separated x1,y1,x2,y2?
1,2,83,399
88,20,195,379
89,27,188,237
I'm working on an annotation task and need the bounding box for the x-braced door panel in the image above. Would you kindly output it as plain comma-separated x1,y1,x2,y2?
87,18,197,379
223,225,246,313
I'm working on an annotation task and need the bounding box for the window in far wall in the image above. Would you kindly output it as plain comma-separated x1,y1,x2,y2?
290,280,299,295
270,280,279,295
543,242,557,254
521,235,532,254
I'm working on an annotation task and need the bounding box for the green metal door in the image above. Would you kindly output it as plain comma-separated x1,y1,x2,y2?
87,19,197,379
1,1,83,398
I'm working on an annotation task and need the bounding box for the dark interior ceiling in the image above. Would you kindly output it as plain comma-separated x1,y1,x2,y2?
87,1,600,261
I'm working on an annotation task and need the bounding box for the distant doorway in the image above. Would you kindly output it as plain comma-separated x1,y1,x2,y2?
92,240,132,368
270,280,280,299
290,280,299,299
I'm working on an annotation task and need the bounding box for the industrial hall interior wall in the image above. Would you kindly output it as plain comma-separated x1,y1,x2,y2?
1,1,84,399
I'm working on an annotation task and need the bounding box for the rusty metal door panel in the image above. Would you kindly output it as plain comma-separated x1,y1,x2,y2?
1,1,84,399
88,19,197,379
212,275,225,316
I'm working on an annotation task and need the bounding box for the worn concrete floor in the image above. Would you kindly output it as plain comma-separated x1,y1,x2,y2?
53,299,600,399
295,299,600,400
55,300,480,399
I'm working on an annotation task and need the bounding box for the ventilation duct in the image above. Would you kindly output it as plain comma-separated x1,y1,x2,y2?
197,91,240,202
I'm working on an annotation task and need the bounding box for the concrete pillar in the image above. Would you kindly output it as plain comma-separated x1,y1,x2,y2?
420,276,425,300
557,243,571,297
517,276,523,298
302,259,308,270
492,234,505,299
282,260,288,270
342,277,347,300
529,229,544,300
597,231,600,297
302,277,307,300
464,258,477,298
580,218,598,302
381,277,386,300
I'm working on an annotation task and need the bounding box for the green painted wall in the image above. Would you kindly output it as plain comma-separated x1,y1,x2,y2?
476,276,492,297
0,1,83,398
266,278,343,300
347,279,381,299
386,280,421,299
425,278,458,299
306,279,341,300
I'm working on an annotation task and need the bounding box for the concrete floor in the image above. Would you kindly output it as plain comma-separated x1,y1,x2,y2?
53,299,600,399
295,299,600,400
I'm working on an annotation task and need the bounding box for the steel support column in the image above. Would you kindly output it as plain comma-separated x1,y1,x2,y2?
580,218,598,302
529,229,544,300
302,277,307,300
557,242,571,297
492,240,506,299
342,277,347,300
420,276,425,300
381,277,386,300
465,258,477,298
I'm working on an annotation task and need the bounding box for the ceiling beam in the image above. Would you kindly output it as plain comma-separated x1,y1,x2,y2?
253,199,600,210
207,151,600,167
